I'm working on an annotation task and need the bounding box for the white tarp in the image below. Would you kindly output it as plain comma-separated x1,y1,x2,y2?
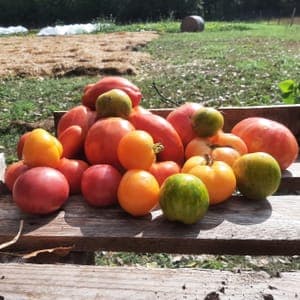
0,26,28,35
37,23,110,36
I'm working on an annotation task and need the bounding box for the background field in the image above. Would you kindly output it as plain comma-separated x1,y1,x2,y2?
0,20,299,271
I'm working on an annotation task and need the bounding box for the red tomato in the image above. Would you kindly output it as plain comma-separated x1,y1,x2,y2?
58,125,85,159
81,164,122,207
129,112,185,166
149,161,180,186
56,158,89,195
232,117,299,170
82,76,142,110
57,105,96,137
13,167,69,215
84,117,135,170
166,102,202,146
4,160,30,191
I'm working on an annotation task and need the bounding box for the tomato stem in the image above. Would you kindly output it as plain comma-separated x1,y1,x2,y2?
153,143,164,154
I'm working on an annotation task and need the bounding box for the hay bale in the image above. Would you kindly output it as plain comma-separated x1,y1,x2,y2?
180,15,205,32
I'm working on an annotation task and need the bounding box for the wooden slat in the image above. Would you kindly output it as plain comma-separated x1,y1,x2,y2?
53,104,300,142
0,263,299,300
0,193,299,256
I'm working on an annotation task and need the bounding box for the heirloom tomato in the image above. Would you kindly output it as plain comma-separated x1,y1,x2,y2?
232,117,299,170
13,167,69,215
185,137,212,159
233,152,281,200
22,128,63,168
84,117,134,170
211,146,241,167
188,160,236,205
118,170,160,217
149,161,180,186
159,173,209,224
81,164,122,207
82,76,142,109
4,160,29,191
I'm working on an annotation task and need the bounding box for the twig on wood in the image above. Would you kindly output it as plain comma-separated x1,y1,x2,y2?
0,219,24,250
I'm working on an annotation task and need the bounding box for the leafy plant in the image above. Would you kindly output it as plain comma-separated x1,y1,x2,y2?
278,79,300,104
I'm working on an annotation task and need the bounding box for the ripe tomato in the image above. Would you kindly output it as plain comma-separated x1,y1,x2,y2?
81,164,122,207
185,137,212,159
82,76,142,109
13,167,69,215
84,117,135,170
16,131,31,160
149,161,180,186
117,130,159,170
211,131,248,155
232,117,299,170
166,102,203,146
118,170,160,217
57,105,96,137
181,155,206,173
129,112,185,166
4,160,29,191
56,158,89,195
211,146,241,167
58,125,85,159
188,160,236,205
22,128,63,168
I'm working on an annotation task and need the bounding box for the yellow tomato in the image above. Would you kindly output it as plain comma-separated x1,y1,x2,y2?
22,128,63,168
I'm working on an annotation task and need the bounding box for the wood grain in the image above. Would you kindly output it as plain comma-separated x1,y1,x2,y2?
0,263,299,300
0,193,299,255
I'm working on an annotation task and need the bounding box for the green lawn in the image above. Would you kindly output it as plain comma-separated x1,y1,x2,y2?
0,21,300,272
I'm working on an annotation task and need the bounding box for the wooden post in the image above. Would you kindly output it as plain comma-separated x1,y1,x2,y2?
290,7,296,27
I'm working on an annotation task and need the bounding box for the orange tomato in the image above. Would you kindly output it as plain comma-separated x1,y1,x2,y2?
211,132,248,155
211,146,241,167
188,160,236,205
22,128,63,168
185,137,212,159
181,155,206,173
117,169,160,216
117,130,162,170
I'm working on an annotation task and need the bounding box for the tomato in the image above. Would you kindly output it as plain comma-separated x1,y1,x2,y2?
16,131,31,160
232,117,299,170
166,102,203,146
4,160,29,191
129,111,185,166
191,107,224,137
117,130,159,170
233,152,281,200
58,125,85,159
57,105,96,137
159,173,209,224
185,137,212,159
81,164,122,207
211,131,248,155
149,161,180,186
181,155,206,173
82,76,142,110
13,167,69,215
57,158,89,195
84,117,135,170
211,146,241,167
118,170,160,217
22,128,63,168
188,160,236,205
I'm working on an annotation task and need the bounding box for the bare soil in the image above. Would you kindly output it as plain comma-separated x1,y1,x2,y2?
0,31,159,78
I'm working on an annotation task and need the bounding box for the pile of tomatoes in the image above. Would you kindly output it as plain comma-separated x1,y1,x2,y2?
4,76,299,224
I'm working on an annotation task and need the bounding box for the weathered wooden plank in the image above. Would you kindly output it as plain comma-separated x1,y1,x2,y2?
0,263,299,300
53,104,300,142
0,193,299,256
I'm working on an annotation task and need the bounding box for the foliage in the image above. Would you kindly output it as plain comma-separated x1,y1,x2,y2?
278,79,300,104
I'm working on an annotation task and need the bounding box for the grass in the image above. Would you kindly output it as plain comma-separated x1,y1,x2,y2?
0,20,300,272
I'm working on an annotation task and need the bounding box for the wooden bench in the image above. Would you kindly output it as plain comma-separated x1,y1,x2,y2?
1,105,300,299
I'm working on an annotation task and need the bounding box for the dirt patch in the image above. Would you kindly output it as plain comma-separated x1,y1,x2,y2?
0,31,159,78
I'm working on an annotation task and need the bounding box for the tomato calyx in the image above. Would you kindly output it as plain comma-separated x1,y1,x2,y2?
153,142,164,154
